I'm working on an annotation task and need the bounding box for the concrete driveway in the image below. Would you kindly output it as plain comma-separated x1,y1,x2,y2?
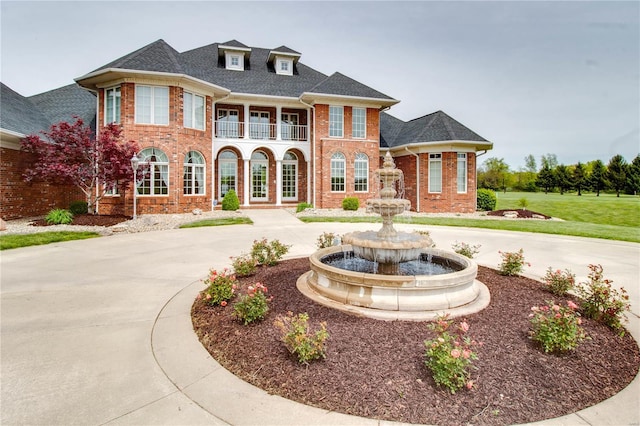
1,210,638,425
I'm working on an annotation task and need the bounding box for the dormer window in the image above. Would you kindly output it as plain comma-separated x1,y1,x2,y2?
268,46,300,76
276,57,293,76
226,52,244,71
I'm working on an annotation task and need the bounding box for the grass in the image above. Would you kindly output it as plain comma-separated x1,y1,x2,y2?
179,217,253,228
0,231,100,250
300,191,640,243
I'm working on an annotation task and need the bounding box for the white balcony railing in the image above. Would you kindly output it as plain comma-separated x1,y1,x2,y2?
215,121,308,141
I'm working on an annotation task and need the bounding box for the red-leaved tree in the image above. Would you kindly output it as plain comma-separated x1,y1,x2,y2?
21,117,139,214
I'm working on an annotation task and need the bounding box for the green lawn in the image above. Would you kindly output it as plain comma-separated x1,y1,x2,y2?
0,231,100,250
178,217,253,228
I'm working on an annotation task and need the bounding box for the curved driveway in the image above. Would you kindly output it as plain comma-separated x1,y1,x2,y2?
1,210,638,425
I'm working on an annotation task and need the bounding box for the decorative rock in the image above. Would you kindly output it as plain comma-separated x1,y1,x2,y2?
192,208,203,215
532,214,546,220
0,219,6,231
503,211,519,218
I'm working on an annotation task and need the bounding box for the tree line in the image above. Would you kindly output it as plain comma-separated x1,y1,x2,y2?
477,153,640,197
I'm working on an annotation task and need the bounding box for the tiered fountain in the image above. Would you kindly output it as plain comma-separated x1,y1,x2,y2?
297,152,490,320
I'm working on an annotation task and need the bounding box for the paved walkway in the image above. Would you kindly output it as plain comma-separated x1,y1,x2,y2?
1,210,638,425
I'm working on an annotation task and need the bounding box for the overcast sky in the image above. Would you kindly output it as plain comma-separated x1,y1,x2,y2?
1,1,638,169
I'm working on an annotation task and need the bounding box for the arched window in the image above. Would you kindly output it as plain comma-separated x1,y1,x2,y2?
218,150,237,200
251,150,269,200
354,153,368,192
183,151,205,195
330,152,345,192
282,151,298,201
138,147,169,195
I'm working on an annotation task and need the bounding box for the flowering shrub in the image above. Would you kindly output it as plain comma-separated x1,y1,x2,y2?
424,315,479,394
529,300,587,353
452,241,481,259
576,264,630,335
251,238,291,266
497,249,530,276
316,232,339,249
230,253,257,277
543,268,575,296
201,268,236,306
233,283,271,325
274,312,329,364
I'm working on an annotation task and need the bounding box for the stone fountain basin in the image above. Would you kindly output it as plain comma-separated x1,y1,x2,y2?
298,245,490,320
342,230,433,263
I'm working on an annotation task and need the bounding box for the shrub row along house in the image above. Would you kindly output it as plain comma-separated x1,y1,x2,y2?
0,39,492,220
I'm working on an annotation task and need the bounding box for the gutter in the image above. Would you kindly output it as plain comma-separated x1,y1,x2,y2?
298,98,315,208
404,146,420,213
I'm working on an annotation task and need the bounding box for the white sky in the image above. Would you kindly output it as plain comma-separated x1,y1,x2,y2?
1,1,638,169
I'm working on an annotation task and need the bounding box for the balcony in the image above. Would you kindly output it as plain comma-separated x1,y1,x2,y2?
214,121,308,142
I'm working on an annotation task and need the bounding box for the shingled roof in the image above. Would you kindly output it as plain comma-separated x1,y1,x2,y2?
1,83,52,136
380,110,489,148
91,39,184,75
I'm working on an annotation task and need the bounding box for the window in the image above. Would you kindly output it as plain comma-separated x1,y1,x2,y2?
105,86,121,124
330,152,346,192
184,151,205,195
429,153,442,193
329,106,343,138
354,153,369,192
251,151,268,200
276,58,293,76
184,92,205,130
218,150,237,199
138,147,169,195
226,52,244,71
104,182,119,196
249,111,270,139
217,109,240,138
457,153,467,193
135,85,169,125
282,151,298,201
352,107,366,139
281,113,299,141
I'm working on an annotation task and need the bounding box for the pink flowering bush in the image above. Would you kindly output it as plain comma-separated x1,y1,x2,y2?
230,253,258,277
529,300,587,353
424,315,479,394
451,241,481,259
497,248,530,276
576,264,630,335
233,282,272,325
201,268,236,306
543,267,576,296
274,312,329,364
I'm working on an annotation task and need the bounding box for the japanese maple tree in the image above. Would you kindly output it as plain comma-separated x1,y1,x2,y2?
21,117,139,214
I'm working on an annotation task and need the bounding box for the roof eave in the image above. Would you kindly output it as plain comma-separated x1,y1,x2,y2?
75,68,231,97
388,140,493,153
300,92,399,108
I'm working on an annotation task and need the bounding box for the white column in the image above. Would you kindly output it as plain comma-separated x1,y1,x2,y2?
276,159,282,205
307,159,312,204
276,105,282,141
243,103,250,139
243,158,250,206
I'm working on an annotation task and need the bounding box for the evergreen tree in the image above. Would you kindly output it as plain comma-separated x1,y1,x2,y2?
589,159,608,196
536,163,555,194
572,162,587,196
606,155,627,197
626,154,640,195
555,164,572,195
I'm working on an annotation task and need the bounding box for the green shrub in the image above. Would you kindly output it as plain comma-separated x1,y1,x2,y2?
45,209,74,225
69,201,88,215
477,189,497,211
200,268,236,306
233,283,270,325
497,248,530,276
221,190,240,211
296,202,313,213
517,197,529,210
274,312,329,364
542,268,575,296
529,300,586,353
342,197,360,211
316,232,339,249
230,253,257,277
251,238,291,266
452,241,481,259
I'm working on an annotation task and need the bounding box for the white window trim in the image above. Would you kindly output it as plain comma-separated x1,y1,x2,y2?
104,86,121,124
457,153,468,194
183,151,206,196
138,147,170,196
330,152,346,192
218,150,238,201
135,85,169,125
275,57,293,76
428,153,442,194
354,152,369,192
352,107,366,139
226,52,244,71
183,91,206,131
282,152,298,201
250,151,269,201
329,105,344,138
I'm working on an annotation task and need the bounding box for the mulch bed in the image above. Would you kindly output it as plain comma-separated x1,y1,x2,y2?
192,258,639,426
487,209,552,219
31,214,130,227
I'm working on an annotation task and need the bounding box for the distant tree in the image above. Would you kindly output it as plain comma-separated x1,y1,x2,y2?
572,162,587,196
536,163,556,194
626,154,640,195
589,159,608,196
555,164,572,195
515,154,538,192
524,154,537,174
606,154,627,197
478,157,511,192
21,118,139,214
541,153,558,170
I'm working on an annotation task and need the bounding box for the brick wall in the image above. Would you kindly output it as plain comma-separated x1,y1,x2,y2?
1,146,85,220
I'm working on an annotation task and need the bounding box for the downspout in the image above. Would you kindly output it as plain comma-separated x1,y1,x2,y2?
404,146,420,213
474,150,488,210
211,93,231,211
298,98,315,207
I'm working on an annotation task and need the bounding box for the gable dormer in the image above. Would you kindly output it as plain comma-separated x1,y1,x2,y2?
267,46,301,76
218,40,251,71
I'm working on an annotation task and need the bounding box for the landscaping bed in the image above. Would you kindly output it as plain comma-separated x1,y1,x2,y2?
487,209,552,219
192,258,639,426
31,214,130,227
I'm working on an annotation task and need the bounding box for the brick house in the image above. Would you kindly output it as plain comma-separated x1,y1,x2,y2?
1,39,492,219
